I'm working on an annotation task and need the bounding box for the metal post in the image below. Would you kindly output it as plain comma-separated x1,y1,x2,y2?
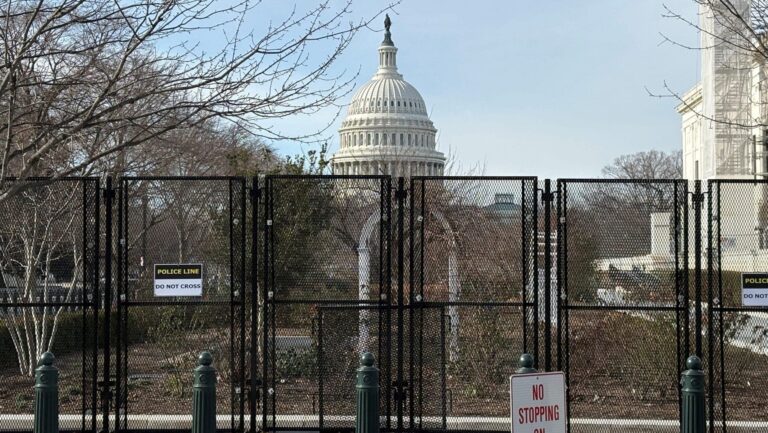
101,176,114,433
515,353,537,374
34,352,58,433
693,180,703,358
250,178,260,433
192,352,217,433
356,352,380,433
680,355,705,433
395,177,405,431
543,179,553,371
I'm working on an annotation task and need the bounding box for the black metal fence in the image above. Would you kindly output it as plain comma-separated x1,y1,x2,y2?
557,179,688,431
114,177,247,432
0,178,100,433
0,175,764,433
707,180,768,433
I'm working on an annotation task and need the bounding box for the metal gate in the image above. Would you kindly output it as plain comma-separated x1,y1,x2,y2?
0,178,100,433
708,179,768,433
408,177,538,432
317,305,392,430
115,177,246,432
262,175,391,433
557,179,689,432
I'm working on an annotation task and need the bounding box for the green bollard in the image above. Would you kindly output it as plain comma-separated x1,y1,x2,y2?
356,352,379,433
192,352,217,433
681,355,705,433
515,353,537,374
34,352,58,433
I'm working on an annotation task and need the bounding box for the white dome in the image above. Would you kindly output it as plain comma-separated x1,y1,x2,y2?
332,16,445,178
347,78,428,117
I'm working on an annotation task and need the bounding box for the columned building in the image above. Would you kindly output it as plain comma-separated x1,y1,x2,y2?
678,0,756,181
331,16,446,177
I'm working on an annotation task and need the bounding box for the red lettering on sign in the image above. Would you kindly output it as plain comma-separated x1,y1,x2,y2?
517,405,561,424
532,384,544,400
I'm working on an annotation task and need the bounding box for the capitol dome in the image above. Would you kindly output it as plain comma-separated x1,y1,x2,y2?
332,15,445,177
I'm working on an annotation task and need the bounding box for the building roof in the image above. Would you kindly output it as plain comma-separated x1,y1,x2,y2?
676,82,703,114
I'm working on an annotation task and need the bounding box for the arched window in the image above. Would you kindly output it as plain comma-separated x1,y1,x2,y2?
408,134,412,146
383,133,387,145
400,133,404,146
367,134,371,145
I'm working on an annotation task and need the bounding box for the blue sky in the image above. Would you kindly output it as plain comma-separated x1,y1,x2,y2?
259,1,700,178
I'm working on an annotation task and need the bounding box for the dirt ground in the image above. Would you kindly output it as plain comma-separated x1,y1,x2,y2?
3,312,768,425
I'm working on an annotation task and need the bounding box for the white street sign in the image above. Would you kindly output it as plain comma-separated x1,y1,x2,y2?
742,273,768,306
510,372,566,433
154,264,203,297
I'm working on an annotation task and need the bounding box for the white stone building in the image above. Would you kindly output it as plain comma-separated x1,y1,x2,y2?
331,16,446,177
677,1,768,271
678,0,756,181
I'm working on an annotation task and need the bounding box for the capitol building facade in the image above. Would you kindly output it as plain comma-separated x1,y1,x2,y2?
331,16,446,177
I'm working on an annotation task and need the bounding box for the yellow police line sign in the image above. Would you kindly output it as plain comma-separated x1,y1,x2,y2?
742,273,768,306
154,264,203,297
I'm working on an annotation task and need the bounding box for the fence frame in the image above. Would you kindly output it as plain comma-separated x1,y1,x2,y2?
113,176,247,433
4,174,768,433
556,178,690,432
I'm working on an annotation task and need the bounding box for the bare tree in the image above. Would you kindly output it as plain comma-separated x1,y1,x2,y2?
602,150,683,180
0,0,394,200
0,181,83,375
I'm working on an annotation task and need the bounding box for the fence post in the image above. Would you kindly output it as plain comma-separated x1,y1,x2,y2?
356,352,379,433
681,355,705,433
192,352,217,433
34,352,58,433
515,353,537,374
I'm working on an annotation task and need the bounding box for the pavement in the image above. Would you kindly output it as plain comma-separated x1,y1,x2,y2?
1,414,766,432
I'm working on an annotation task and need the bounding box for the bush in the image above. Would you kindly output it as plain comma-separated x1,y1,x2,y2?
276,348,317,378
0,307,166,371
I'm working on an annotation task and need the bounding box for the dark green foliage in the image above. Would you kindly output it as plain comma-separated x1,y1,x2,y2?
276,348,317,378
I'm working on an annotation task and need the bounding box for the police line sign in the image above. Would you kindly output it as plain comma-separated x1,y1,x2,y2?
742,273,768,307
154,264,203,297
510,372,566,433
